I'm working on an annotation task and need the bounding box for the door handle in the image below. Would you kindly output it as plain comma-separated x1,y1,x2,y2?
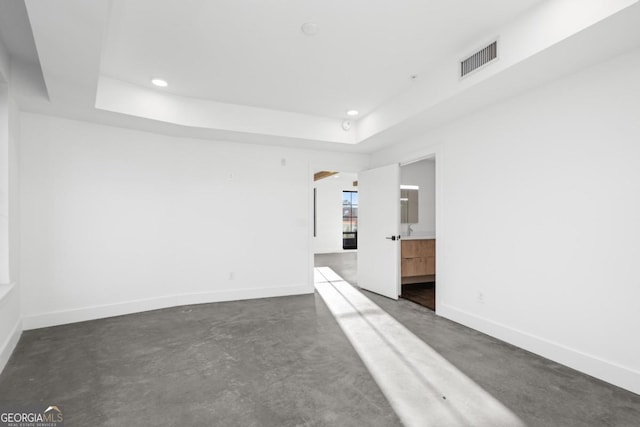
385,235,401,241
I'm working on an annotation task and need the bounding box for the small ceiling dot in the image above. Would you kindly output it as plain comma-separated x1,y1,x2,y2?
301,22,319,36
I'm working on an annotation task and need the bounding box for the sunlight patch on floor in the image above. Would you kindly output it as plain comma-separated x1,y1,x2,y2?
314,267,525,427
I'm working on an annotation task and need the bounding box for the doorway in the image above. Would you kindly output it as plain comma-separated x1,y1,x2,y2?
313,171,359,284
399,157,437,310
312,155,439,311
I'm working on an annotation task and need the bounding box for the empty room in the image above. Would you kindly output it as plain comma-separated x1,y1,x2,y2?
1,0,640,426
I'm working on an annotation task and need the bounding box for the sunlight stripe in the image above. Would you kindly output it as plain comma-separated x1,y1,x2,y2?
314,267,524,427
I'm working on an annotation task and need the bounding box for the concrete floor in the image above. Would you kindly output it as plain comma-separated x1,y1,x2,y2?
0,295,401,426
316,252,640,426
316,252,358,285
0,252,638,426
316,267,525,426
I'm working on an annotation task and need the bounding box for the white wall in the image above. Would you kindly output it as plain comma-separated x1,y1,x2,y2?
314,172,357,254
371,48,640,394
19,113,369,329
400,159,435,236
0,83,8,286
0,57,22,374
8,87,19,307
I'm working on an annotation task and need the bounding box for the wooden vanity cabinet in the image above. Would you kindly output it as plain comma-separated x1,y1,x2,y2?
401,239,435,284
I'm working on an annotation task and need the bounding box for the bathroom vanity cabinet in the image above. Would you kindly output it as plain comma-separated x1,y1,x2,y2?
401,239,435,284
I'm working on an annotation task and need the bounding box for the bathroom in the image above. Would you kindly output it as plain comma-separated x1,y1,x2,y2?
400,158,436,310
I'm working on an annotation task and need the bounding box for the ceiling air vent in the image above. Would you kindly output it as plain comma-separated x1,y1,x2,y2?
460,41,497,78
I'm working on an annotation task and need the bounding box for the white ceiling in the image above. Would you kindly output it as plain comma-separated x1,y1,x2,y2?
4,0,640,152
100,0,542,119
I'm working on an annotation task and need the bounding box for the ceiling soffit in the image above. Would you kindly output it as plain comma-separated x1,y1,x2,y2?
19,0,640,151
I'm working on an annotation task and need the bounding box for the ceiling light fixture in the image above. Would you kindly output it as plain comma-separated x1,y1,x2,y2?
301,22,319,36
151,78,168,87
346,110,359,117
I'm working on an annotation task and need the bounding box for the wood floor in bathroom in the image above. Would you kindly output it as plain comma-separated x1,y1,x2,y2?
400,282,436,311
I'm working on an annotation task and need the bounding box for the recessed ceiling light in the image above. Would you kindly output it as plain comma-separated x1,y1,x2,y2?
151,78,168,87
301,22,319,36
346,110,359,117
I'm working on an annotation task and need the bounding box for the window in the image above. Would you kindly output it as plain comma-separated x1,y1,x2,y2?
342,191,358,250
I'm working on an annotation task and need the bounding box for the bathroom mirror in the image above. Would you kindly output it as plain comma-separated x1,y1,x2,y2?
400,186,419,224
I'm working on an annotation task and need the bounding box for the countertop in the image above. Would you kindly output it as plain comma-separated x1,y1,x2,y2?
400,234,436,240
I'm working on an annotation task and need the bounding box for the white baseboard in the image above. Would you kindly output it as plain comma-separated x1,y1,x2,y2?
22,284,313,331
0,318,22,375
438,303,640,396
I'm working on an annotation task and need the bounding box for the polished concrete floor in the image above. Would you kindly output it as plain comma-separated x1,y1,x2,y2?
316,252,358,285
0,295,401,426
0,253,638,426
316,252,640,426
315,266,525,427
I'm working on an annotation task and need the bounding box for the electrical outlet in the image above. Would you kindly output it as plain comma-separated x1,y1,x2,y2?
229,272,235,280
477,292,485,304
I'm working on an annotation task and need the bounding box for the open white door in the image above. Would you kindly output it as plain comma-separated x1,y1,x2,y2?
357,163,400,299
